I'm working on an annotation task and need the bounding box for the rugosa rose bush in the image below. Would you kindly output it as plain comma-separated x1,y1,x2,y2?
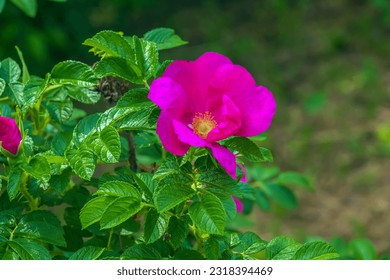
0,116,22,155
0,28,338,260
149,52,276,179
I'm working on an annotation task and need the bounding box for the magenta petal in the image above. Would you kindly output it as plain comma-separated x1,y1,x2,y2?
0,116,22,155
207,95,242,142
148,77,189,112
156,112,189,156
172,120,208,147
237,86,276,136
233,196,243,213
209,143,237,178
211,63,276,137
237,162,248,182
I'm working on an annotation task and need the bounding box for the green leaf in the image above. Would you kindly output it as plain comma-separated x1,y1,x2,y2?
220,196,237,222
171,249,205,260
79,196,116,229
51,60,97,87
96,105,156,133
116,87,150,107
8,239,51,260
154,60,172,78
348,238,377,260
259,147,273,162
0,78,5,95
94,57,142,84
67,87,101,104
153,156,185,180
266,236,301,260
22,76,49,112
46,99,73,123
1,249,19,260
15,46,30,83
52,131,71,156
254,189,270,211
167,216,189,249
0,58,21,83
69,246,105,260
50,60,99,104
206,236,221,260
132,173,154,199
121,244,161,260
100,197,142,229
115,106,158,131
234,232,267,255
154,177,195,213
72,113,100,146
128,36,159,80
7,166,23,201
89,126,121,163
292,241,339,260
189,192,226,235
21,155,51,183
14,220,66,247
65,146,96,180
0,0,5,13
5,82,24,106
83,30,134,60
144,28,188,50
278,171,313,191
95,181,140,199
144,209,169,244
222,136,273,162
10,0,37,17
262,183,297,209
198,168,241,198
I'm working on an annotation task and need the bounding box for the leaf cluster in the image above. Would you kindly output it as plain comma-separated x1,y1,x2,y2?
0,28,340,260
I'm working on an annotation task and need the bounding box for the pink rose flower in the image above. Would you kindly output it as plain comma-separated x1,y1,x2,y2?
0,116,22,155
149,52,276,179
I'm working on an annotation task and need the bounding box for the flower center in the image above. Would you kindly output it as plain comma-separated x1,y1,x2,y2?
191,111,218,139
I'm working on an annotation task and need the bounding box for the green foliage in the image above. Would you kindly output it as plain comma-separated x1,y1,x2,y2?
143,27,188,50
0,0,66,17
0,28,343,261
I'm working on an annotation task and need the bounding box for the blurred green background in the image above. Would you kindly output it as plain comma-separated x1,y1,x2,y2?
1,0,389,256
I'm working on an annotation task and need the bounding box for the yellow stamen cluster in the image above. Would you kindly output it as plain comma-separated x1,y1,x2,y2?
191,111,218,139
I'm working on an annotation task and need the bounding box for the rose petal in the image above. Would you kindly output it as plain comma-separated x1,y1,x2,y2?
172,119,208,147
237,86,276,136
233,196,244,213
156,112,189,156
237,162,248,182
207,95,242,142
0,116,22,155
209,143,237,179
211,63,276,136
148,77,189,113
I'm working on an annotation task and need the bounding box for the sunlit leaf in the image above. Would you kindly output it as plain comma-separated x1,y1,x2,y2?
154,176,195,213
79,196,116,229
95,181,140,199
144,209,169,244
8,238,51,260
100,197,142,229
69,246,105,260
189,192,226,235
144,28,188,50
292,241,339,260
65,146,96,180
